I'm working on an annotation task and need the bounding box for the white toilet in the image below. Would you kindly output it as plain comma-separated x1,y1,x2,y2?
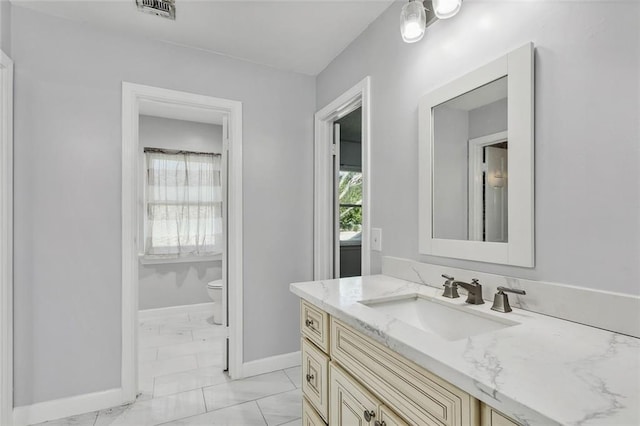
207,279,223,325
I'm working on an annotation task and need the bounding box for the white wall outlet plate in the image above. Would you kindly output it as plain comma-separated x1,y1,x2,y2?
372,228,382,252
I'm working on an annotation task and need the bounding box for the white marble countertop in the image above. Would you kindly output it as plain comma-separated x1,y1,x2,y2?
290,275,640,426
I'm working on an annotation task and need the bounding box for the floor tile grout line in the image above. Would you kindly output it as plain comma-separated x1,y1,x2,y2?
282,367,300,388
149,359,227,380
200,387,207,414
140,355,201,381
144,355,226,381
153,397,265,426
152,374,230,400
204,386,299,414
145,336,223,356
255,400,270,426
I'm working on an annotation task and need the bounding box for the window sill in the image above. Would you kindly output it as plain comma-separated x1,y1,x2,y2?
138,253,222,265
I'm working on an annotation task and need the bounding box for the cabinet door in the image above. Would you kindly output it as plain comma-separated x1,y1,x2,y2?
377,405,409,426
330,362,381,425
302,338,329,421
481,404,520,426
301,300,330,352
303,397,327,426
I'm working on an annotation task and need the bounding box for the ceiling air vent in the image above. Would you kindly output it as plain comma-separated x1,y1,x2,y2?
136,0,176,20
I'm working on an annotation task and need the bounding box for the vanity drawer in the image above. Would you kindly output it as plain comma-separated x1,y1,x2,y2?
481,404,520,426
302,338,329,422
330,318,479,426
302,397,327,426
301,300,330,353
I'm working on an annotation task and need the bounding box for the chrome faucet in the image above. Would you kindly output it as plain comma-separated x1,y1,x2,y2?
452,278,484,305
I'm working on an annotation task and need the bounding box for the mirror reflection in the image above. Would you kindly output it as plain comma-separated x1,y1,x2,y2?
432,76,508,242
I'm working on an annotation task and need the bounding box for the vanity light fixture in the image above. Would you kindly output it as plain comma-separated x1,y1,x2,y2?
400,0,427,43
401,0,462,43
432,0,462,19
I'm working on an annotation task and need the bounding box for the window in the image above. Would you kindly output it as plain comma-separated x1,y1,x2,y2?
338,171,362,243
144,149,223,258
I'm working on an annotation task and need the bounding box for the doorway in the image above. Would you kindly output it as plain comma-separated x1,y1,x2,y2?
136,114,229,400
334,108,363,278
314,77,371,280
121,83,243,403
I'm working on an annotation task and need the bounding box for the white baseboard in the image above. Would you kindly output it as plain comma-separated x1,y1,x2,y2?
13,388,124,426
241,351,301,379
139,302,214,320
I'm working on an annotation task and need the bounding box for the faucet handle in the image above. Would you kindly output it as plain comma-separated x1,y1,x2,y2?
497,286,526,295
441,275,459,299
471,278,480,286
492,287,526,313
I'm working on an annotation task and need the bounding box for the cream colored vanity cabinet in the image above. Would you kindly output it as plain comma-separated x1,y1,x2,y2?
330,318,478,426
302,338,330,421
299,300,520,426
330,362,408,426
304,397,329,426
480,405,519,426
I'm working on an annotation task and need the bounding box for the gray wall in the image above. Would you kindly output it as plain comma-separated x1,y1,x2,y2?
139,262,220,310
316,1,640,295
138,116,223,310
0,0,10,55
12,5,314,406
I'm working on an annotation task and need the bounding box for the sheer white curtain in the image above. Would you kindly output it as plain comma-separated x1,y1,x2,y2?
144,150,223,257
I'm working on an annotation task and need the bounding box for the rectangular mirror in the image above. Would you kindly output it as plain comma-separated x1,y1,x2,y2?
419,43,534,267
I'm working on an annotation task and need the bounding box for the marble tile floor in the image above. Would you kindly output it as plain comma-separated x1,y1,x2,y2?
33,306,303,426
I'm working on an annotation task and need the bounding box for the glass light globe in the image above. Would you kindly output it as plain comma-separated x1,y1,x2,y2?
400,0,426,43
432,0,462,19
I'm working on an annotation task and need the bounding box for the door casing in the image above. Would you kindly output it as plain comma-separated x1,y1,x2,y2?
314,77,371,280
121,83,244,403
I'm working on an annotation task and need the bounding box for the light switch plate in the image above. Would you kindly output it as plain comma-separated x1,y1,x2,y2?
372,228,382,251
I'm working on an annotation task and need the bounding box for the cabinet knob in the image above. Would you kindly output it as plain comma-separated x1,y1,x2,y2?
305,373,314,383
374,421,386,426
305,319,314,328
363,410,376,422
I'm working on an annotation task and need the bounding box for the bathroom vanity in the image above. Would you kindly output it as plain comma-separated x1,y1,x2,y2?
291,275,640,426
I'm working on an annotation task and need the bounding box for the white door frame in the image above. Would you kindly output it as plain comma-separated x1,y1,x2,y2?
468,131,508,241
0,50,14,426
121,83,243,402
314,77,371,280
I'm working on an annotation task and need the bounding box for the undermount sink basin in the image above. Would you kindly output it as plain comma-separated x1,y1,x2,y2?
361,296,517,341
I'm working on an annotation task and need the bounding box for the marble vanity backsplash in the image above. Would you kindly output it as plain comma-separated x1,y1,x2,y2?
382,257,640,338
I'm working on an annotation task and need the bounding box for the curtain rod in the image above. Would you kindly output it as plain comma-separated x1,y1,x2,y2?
144,147,222,157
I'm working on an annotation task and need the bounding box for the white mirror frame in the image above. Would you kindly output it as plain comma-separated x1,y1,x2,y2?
418,43,534,267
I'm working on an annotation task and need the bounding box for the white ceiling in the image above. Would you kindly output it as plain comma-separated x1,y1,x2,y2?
11,0,395,75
